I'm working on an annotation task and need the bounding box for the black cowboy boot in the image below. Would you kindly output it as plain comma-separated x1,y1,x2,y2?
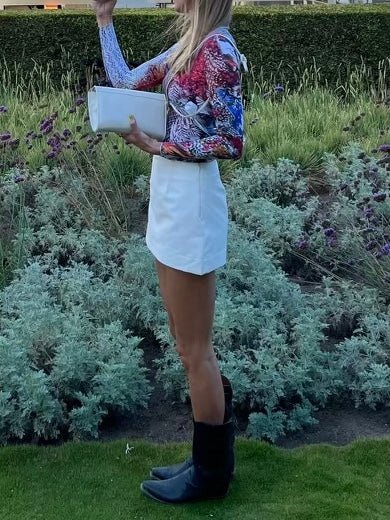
140,416,234,504
149,374,235,480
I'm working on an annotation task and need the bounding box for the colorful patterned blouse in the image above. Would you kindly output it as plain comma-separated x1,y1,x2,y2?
99,22,245,162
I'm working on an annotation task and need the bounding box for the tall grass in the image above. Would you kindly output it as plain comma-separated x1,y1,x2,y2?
242,89,389,185
235,55,390,183
243,55,389,105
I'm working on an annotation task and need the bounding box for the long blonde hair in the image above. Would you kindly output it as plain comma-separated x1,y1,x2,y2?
165,0,233,79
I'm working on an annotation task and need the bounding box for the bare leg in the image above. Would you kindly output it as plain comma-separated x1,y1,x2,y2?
155,259,176,341
154,258,225,425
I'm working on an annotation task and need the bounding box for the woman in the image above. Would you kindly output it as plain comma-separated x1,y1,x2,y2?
92,0,245,504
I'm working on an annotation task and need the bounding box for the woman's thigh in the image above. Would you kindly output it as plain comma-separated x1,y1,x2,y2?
160,261,217,352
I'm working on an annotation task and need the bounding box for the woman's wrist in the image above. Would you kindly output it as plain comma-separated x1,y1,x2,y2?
123,133,161,155
96,14,113,28
144,137,162,155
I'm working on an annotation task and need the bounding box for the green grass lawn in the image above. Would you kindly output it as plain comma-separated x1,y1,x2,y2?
1,436,389,520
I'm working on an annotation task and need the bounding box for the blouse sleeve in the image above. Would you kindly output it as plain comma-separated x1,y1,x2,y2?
159,35,244,161
99,22,176,90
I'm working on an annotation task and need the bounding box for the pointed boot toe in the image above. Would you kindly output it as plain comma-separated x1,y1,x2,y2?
150,457,193,480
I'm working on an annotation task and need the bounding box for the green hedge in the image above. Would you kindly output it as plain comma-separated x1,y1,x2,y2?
0,5,389,89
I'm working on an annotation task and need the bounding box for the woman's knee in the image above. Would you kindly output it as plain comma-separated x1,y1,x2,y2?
175,342,215,372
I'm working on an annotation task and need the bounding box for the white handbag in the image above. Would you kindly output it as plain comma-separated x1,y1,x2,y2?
87,86,167,141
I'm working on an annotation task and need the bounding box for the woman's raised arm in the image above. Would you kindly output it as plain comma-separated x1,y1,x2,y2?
92,0,175,90
99,22,176,90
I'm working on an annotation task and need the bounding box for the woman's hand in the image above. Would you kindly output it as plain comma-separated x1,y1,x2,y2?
90,0,117,27
118,116,161,155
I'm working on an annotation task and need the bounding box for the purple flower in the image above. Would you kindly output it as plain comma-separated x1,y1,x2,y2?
274,84,284,93
378,144,390,153
42,124,53,135
63,129,72,138
75,97,85,106
0,106,8,113
0,131,11,141
47,136,60,147
363,207,374,218
373,192,387,202
9,138,20,149
324,227,335,237
381,244,390,255
295,238,309,250
14,174,25,183
47,151,57,159
40,118,53,132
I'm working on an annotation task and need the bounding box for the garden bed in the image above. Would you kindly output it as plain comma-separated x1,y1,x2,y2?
0,56,389,449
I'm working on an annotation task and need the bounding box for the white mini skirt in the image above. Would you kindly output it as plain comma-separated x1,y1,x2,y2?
145,155,228,275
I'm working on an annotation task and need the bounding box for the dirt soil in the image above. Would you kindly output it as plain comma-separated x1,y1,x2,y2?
98,338,390,449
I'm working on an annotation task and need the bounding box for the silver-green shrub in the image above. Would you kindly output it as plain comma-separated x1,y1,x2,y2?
1,161,389,445
0,260,152,444
227,158,319,261
0,168,154,444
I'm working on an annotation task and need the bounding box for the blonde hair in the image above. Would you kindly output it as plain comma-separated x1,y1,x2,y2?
165,0,233,80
